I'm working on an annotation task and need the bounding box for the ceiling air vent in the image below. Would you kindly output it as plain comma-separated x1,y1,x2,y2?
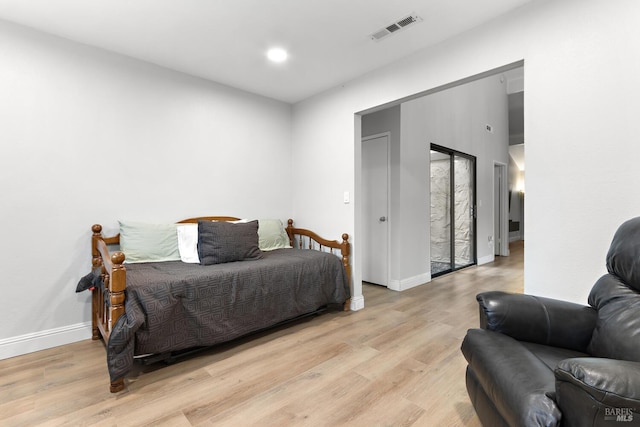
371,14,422,41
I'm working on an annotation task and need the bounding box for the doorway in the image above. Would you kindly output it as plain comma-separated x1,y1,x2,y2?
430,144,477,277
362,133,390,286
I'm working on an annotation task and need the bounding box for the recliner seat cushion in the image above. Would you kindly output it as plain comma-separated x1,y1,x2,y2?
520,341,590,371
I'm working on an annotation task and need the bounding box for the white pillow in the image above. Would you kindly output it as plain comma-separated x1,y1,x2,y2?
176,224,200,263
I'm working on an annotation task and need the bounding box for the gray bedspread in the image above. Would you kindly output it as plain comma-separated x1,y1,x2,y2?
107,248,349,381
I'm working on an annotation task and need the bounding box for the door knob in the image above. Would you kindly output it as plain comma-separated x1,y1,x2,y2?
379,216,387,222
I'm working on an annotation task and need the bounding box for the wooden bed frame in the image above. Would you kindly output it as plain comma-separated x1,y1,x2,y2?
90,217,351,392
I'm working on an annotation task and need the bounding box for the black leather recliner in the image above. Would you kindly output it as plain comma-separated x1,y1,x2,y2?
461,217,640,427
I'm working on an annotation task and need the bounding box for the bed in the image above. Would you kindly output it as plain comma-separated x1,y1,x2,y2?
89,217,351,393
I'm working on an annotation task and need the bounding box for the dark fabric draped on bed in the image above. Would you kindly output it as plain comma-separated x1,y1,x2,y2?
107,248,349,382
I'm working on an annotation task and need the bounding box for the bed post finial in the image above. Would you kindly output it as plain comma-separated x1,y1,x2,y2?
286,219,295,247
91,224,103,269
111,251,125,265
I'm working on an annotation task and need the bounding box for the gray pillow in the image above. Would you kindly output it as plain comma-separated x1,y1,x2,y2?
197,220,262,265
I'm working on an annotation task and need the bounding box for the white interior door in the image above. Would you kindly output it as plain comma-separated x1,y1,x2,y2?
362,134,389,286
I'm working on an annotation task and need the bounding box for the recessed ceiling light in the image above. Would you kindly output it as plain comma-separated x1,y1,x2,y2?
267,48,288,63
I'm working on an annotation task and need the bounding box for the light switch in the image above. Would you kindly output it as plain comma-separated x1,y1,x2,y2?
343,191,350,204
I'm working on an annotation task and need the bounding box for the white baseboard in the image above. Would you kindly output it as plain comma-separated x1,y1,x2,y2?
478,255,495,265
0,322,92,360
350,295,365,311
388,272,431,292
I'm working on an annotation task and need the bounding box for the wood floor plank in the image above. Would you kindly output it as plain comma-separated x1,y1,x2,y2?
182,342,354,425
201,346,380,426
0,241,524,426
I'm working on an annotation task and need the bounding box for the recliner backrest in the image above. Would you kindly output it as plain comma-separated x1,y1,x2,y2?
606,216,640,291
587,217,640,362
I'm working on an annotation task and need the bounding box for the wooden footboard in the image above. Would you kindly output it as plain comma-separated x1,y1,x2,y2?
90,224,127,392
90,217,351,393
285,219,351,311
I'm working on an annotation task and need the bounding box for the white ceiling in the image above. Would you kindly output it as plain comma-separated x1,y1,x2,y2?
0,0,534,103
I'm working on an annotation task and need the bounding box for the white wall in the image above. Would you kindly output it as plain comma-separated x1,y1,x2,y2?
403,74,510,269
292,0,640,306
0,20,292,356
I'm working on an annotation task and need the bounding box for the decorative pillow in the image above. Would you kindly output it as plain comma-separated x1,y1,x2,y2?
197,220,262,265
176,224,200,263
176,219,250,263
258,219,292,251
118,220,180,264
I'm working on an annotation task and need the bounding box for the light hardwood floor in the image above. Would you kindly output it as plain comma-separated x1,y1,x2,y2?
0,242,523,426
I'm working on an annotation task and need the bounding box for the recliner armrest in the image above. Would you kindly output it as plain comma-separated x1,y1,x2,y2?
477,291,596,352
555,358,640,427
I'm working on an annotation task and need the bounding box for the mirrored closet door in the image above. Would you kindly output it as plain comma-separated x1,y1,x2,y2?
430,144,477,277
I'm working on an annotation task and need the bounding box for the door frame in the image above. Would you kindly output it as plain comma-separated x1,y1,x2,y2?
362,132,391,287
430,144,478,277
493,161,510,256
